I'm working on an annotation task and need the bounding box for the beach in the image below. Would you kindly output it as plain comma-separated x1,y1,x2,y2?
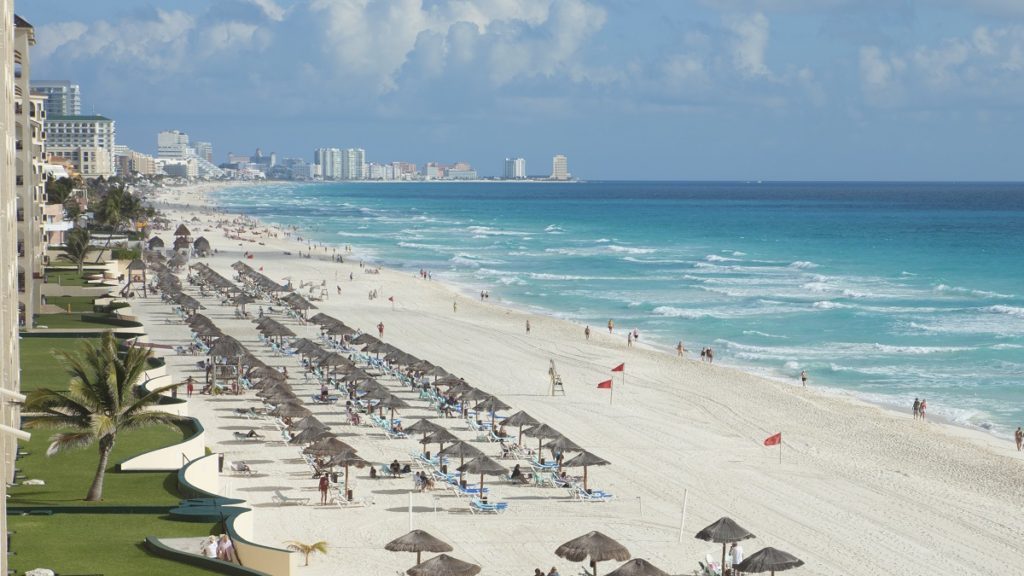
138,182,1024,575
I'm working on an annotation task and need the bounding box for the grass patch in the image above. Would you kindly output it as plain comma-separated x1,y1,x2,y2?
45,268,110,287
8,514,219,575
9,423,189,506
34,312,116,329
18,337,100,392
44,295,97,313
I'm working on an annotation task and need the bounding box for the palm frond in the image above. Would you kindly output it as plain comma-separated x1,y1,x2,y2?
25,389,94,421
120,410,181,432
46,431,95,456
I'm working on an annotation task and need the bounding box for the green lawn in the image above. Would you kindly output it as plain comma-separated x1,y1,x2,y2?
8,514,219,576
33,312,118,329
45,268,110,287
44,295,96,313
9,423,189,506
18,337,100,392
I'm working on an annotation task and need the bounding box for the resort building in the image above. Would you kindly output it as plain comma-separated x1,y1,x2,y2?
3,7,29,573
551,154,569,180
157,131,224,179
194,140,213,163
30,79,79,117
157,129,189,159
314,147,342,179
504,157,526,179
341,147,365,180
14,14,46,329
46,114,115,177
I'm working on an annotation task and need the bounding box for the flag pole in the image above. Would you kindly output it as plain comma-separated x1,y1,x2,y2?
779,439,782,464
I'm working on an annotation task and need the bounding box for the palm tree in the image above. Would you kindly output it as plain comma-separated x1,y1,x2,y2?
24,332,180,501
58,227,92,274
284,540,328,566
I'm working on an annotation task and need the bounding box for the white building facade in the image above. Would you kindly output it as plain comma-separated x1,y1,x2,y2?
551,154,569,180
504,157,526,179
46,114,115,177
30,80,79,117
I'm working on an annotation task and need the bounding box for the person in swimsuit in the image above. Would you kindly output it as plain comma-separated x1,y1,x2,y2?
1015,427,1023,451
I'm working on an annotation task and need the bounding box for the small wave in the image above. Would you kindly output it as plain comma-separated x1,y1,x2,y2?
544,247,583,256
622,256,690,264
985,305,1024,318
731,251,747,256
544,224,564,233
705,254,740,263
840,289,871,299
992,343,1024,350
466,225,529,237
789,261,818,269
449,253,504,267
335,231,374,237
608,245,657,255
802,282,832,293
594,238,611,243
783,360,801,370
743,330,788,339
652,306,709,319
935,284,1014,299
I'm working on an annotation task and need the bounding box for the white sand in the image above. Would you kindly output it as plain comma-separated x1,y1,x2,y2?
135,182,1024,576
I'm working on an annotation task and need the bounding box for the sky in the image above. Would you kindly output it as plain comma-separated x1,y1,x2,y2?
19,0,1024,180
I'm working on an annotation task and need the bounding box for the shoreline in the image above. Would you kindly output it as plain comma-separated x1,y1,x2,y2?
141,181,1024,575
202,181,1012,445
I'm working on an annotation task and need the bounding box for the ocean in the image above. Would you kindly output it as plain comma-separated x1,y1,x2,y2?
211,181,1024,436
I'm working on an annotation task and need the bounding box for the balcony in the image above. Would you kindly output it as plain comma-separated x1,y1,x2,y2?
17,242,24,257
16,176,24,186
16,209,24,222
44,220,73,233
16,140,22,150
14,103,22,115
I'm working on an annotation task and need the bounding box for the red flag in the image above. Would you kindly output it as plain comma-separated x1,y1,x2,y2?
763,432,782,446
388,296,394,302
611,363,625,372
597,379,613,389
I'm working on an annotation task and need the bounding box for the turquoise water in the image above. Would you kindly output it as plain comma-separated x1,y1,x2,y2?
212,181,1024,435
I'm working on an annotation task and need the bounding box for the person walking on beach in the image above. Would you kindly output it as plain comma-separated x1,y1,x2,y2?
706,347,714,363
800,370,808,387
584,326,591,340
700,348,707,361
318,473,330,505
185,376,195,398
1015,427,1023,451
676,341,686,356
608,319,614,333
919,398,927,421
627,332,633,347
377,322,385,338
526,319,531,334
912,398,920,420
453,299,458,313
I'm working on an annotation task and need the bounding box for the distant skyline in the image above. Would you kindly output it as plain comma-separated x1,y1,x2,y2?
20,0,1024,180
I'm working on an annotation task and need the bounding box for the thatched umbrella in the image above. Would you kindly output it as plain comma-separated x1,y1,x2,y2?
308,312,336,325
172,237,191,253
605,559,671,576
502,410,539,445
325,450,367,499
289,416,327,432
288,427,334,445
303,437,355,457
734,547,805,576
406,554,480,576
523,423,561,458
455,455,506,492
405,419,445,443
269,403,311,419
434,374,465,388
385,530,453,566
193,236,212,256
174,223,191,238
147,236,165,250
230,293,256,312
421,429,459,455
437,441,484,471
695,517,756,576
545,435,584,469
209,335,248,393
290,338,323,356
378,394,411,423
473,396,511,428
350,333,380,346
561,451,610,491
555,531,631,576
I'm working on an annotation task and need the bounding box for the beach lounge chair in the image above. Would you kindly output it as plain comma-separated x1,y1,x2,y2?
571,486,613,502
333,488,372,508
271,490,309,506
469,498,508,514
229,461,254,475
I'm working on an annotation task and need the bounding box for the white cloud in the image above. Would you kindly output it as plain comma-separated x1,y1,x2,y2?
34,21,88,59
308,0,607,92
248,0,288,22
202,21,271,55
728,12,772,77
35,10,196,70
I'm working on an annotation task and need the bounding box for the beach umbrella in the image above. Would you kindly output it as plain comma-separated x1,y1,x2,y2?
734,547,805,575
318,352,350,367
524,423,562,457
433,374,465,388
406,419,445,443
288,427,334,446
303,436,355,457
473,396,511,428
385,530,453,566
193,236,212,255
350,333,380,346
269,403,311,419
502,410,539,445
147,236,165,250
289,416,327,431
230,293,256,310
455,455,506,492
378,394,411,423
438,441,484,470
545,435,584,468
191,322,223,338
174,223,191,237
604,559,671,576
308,312,336,325
561,450,610,491
325,450,367,499
422,429,460,453
406,554,480,576
290,338,322,356
209,335,247,358
325,323,357,336
695,517,756,576
555,531,631,576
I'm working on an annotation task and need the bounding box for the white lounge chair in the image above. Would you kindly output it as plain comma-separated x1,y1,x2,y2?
271,489,309,506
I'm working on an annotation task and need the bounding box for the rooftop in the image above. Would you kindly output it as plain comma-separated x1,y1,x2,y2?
47,115,114,122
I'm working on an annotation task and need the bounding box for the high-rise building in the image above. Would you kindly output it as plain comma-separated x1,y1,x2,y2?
14,15,46,330
46,115,115,177
504,157,526,180
194,141,213,163
314,147,342,179
551,154,569,180
30,80,80,117
157,129,189,159
341,148,365,180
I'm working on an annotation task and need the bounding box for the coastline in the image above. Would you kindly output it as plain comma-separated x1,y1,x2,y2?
204,180,1013,444
141,181,1024,575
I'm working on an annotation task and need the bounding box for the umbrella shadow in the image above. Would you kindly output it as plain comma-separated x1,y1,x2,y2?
384,506,436,513
371,489,412,496
235,485,297,492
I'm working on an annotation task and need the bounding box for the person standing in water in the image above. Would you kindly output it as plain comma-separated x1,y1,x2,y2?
584,326,591,340
607,319,614,333
1016,427,1023,452
676,341,686,356
800,370,808,387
